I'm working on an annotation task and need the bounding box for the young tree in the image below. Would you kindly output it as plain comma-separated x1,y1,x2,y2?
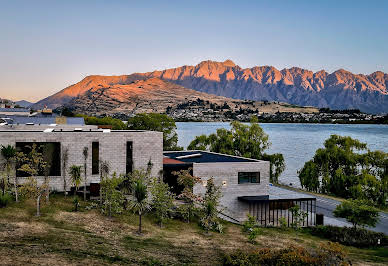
150,178,175,227
127,113,183,151
173,169,201,223
21,177,49,216
99,160,110,204
333,199,380,229
83,147,88,201
1,145,17,199
187,117,285,183
69,165,82,196
128,176,151,234
17,144,47,216
289,205,308,230
100,173,124,217
199,177,223,233
62,147,69,196
42,143,55,203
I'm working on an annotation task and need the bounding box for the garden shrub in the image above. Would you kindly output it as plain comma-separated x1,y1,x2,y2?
309,225,387,248
0,193,12,208
222,243,349,266
242,214,261,243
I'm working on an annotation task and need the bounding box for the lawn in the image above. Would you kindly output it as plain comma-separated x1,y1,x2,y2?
0,194,387,265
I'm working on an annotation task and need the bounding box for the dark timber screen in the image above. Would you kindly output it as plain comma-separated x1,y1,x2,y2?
242,198,316,227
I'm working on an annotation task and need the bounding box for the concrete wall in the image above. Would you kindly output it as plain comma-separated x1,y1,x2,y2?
193,161,270,222
0,130,163,191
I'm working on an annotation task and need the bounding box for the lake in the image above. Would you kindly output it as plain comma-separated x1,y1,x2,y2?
176,122,388,187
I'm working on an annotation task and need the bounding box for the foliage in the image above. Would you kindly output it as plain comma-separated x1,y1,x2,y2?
289,205,308,230
82,115,127,130
20,176,49,216
187,117,285,183
17,144,48,216
62,147,69,195
262,153,285,183
127,113,183,151
73,196,80,212
126,170,152,233
309,225,388,248
299,135,388,207
150,179,175,227
0,193,12,208
0,171,9,196
333,199,380,228
16,143,46,176
83,146,88,201
100,173,125,217
173,169,201,222
241,214,261,243
279,217,288,230
199,177,223,233
69,165,82,196
222,243,349,266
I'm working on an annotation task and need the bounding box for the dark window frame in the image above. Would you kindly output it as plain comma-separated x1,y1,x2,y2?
238,172,260,184
16,142,61,177
126,141,133,174
92,142,99,175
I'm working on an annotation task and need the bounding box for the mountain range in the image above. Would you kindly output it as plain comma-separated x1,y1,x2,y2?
33,60,388,114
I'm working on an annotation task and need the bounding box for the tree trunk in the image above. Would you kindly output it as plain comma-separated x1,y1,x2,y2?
139,212,142,234
84,163,87,201
45,177,50,204
36,194,41,216
14,176,18,202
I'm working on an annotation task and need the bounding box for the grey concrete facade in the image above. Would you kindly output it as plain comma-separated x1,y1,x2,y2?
0,127,163,192
192,160,270,222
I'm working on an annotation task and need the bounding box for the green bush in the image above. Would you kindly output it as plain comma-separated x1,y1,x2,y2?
222,242,349,266
309,225,387,248
0,193,13,207
242,214,261,243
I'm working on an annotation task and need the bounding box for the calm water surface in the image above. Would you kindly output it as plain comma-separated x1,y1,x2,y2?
176,122,388,187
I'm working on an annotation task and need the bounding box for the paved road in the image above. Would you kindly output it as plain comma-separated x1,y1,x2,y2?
271,186,388,234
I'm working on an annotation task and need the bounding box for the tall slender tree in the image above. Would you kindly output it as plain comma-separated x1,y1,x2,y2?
83,147,88,201
1,145,17,200
69,165,82,196
99,160,110,204
62,148,69,196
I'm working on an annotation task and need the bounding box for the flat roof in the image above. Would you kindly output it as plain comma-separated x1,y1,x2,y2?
163,150,263,163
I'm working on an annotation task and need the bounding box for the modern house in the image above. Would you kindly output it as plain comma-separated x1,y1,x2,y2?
0,124,315,225
0,125,163,193
164,151,316,225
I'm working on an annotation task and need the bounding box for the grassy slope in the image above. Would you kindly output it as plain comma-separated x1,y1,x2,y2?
0,195,387,266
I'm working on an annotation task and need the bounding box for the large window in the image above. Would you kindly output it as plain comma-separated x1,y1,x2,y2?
16,142,61,177
126,141,133,174
92,142,99,175
238,172,260,184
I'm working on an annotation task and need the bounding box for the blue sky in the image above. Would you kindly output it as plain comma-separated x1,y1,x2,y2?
1,0,387,101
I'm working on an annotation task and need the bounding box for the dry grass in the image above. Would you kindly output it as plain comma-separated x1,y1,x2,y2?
0,195,386,265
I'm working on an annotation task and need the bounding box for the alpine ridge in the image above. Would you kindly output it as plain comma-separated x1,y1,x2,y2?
33,60,388,114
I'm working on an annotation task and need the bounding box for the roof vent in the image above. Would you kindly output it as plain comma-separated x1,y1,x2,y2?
176,153,202,159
